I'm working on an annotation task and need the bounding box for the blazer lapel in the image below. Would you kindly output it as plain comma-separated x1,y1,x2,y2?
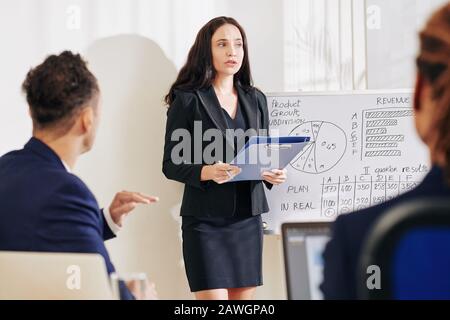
196,85,260,150
196,86,235,148
196,86,228,133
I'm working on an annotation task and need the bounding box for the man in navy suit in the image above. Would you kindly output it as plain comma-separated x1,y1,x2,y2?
321,4,450,299
0,51,158,300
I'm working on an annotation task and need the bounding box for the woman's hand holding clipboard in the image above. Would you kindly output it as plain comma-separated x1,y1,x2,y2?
200,161,241,184
225,136,311,183
261,168,288,185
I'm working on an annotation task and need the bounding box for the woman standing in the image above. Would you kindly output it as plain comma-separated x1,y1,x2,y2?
163,17,287,300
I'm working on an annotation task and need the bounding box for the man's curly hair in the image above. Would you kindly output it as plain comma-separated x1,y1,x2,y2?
22,50,99,129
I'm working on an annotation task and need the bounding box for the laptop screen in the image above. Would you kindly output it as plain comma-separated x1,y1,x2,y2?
282,222,331,300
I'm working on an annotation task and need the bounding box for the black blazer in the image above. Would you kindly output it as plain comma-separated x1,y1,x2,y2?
320,165,450,299
162,84,273,217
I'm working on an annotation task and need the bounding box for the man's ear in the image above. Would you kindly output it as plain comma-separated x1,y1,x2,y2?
80,107,94,134
413,73,424,112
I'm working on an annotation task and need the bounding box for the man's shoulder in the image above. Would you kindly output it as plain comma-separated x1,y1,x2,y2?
5,161,95,203
0,148,29,165
43,169,96,203
1,146,96,202
32,170,100,225
58,171,93,192
333,190,419,239
335,204,385,229
0,149,21,159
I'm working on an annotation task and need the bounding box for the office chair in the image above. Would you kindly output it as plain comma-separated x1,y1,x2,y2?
0,251,113,299
358,199,450,300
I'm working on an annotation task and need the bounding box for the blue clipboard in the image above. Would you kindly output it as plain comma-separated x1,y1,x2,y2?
226,136,311,182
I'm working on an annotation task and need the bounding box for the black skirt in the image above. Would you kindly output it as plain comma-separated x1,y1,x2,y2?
182,214,263,292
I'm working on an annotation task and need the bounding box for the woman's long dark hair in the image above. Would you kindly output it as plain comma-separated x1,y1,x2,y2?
165,16,253,105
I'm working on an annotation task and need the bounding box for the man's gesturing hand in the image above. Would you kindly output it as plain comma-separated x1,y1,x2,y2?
109,191,159,227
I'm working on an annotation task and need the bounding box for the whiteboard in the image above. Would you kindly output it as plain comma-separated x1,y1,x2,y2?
263,90,430,234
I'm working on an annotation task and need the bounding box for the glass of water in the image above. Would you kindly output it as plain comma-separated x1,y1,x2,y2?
110,272,148,300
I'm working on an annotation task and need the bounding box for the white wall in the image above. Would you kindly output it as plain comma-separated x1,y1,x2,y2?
366,0,448,89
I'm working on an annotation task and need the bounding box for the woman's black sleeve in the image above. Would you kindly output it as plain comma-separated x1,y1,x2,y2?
162,92,210,190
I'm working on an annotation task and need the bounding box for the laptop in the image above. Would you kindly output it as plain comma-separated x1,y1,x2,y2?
281,222,331,300
0,251,113,300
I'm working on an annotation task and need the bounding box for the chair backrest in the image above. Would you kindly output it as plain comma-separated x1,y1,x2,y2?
0,251,113,300
358,199,450,299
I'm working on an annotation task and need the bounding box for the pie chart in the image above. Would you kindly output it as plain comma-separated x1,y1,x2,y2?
289,121,347,174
